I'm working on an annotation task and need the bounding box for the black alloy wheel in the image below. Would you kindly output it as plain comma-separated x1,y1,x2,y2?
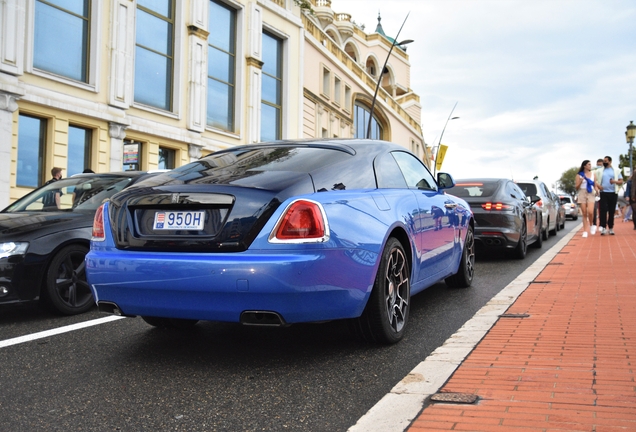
446,225,475,288
43,245,94,315
351,237,410,344
514,220,527,259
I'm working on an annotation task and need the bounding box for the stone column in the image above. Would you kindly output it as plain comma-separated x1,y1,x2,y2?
108,0,135,109
246,3,263,143
188,143,203,162
108,122,127,171
186,0,209,132
0,90,20,208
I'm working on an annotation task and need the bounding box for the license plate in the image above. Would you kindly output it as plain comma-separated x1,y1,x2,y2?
153,211,205,230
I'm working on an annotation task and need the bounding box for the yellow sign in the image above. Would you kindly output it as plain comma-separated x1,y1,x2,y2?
435,144,448,172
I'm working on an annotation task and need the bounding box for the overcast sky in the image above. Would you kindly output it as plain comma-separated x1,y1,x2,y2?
333,0,636,190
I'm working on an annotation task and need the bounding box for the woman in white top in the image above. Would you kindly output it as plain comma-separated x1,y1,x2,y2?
575,160,598,237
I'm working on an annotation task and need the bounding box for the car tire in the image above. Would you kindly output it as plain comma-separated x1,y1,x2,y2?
550,216,558,235
531,216,543,249
446,225,475,287
142,316,199,329
42,244,94,315
542,218,550,240
351,237,410,344
514,220,527,259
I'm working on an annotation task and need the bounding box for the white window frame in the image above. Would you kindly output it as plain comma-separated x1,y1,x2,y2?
261,22,289,140
131,0,184,119
205,0,245,137
321,64,331,99
25,0,101,92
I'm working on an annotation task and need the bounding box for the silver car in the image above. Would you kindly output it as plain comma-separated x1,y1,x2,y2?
559,195,578,220
516,180,560,240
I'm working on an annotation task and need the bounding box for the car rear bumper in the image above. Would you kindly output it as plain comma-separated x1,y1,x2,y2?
86,248,377,324
474,228,519,249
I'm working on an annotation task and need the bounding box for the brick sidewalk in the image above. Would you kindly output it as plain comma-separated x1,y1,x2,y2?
408,221,636,431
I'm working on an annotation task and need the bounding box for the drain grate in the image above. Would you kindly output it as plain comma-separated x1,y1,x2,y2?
533,280,551,284
499,313,530,318
547,262,564,265
430,393,478,404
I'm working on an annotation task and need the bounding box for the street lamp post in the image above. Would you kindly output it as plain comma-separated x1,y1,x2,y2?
433,102,459,174
366,13,412,139
627,121,636,177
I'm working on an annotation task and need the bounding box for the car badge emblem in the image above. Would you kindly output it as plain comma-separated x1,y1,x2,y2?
171,193,179,204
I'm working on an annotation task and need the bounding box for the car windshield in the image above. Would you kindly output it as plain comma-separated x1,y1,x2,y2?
447,181,499,198
3,175,134,213
517,183,538,196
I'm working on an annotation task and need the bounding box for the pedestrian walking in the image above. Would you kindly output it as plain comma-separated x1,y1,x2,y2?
595,155,623,235
623,177,632,222
592,158,603,227
575,160,597,237
629,172,636,230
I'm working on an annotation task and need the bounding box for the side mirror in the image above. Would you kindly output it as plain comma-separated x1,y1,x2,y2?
528,195,541,204
437,172,455,190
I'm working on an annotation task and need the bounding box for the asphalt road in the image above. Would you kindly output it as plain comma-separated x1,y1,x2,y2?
0,220,577,432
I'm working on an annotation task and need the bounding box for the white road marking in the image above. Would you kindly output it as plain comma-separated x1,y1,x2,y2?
348,224,581,432
0,316,125,348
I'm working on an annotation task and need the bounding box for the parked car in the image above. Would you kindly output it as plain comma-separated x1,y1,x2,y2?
446,178,542,259
551,191,566,230
86,140,475,344
0,171,163,315
559,195,578,220
516,179,560,239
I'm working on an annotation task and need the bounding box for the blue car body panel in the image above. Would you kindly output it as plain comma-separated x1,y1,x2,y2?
87,189,471,323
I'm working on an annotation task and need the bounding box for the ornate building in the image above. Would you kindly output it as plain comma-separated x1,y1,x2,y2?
0,0,425,207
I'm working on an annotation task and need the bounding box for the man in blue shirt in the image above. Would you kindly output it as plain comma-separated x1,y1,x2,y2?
595,156,623,235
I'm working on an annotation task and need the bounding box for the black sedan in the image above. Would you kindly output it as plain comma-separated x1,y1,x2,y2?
0,171,161,315
446,178,542,259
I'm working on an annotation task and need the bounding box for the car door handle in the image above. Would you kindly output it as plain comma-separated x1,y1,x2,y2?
444,203,457,209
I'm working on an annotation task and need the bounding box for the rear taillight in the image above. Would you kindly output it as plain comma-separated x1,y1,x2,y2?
92,203,105,241
270,200,328,243
535,200,543,208
481,202,512,211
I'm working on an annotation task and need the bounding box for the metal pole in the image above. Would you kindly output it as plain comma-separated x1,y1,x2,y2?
366,13,410,139
433,102,458,175
630,141,633,177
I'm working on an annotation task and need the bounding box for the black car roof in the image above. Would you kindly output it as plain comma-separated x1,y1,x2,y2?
209,139,407,158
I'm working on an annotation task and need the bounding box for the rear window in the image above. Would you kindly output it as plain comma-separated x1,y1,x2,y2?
517,183,537,196
167,146,376,191
447,181,500,198
560,197,572,204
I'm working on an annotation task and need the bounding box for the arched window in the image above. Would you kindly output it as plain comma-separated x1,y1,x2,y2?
344,42,358,62
354,102,383,140
365,56,379,78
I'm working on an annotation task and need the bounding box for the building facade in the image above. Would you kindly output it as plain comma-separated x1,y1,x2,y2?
0,0,425,208
302,1,424,157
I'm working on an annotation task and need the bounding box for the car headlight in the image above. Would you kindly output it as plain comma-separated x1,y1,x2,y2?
0,242,29,259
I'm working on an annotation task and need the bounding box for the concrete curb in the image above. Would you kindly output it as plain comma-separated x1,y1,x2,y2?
348,224,581,432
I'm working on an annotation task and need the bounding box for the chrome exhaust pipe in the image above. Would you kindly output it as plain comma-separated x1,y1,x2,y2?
240,311,286,326
98,301,128,316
